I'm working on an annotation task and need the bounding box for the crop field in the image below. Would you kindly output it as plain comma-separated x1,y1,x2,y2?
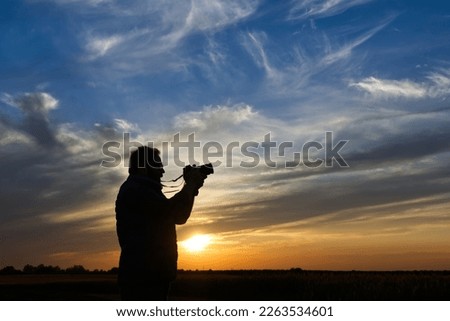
0,270,449,301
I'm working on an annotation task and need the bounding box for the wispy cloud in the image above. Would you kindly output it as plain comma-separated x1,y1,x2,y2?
2,92,58,113
173,104,256,132
289,0,373,20
427,69,450,98
239,15,395,97
240,32,281,81
1,92,60,147
85,34,125,59
185,0,258,32
73,0,259,72
204,37,227,65
351,69,450,99
350,77,428,98
321,15,395,65
156,0,259,52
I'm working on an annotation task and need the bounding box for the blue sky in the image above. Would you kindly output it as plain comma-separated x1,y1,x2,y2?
1,0,450,270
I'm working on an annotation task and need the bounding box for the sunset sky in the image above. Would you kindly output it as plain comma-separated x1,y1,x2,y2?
1,0,450,271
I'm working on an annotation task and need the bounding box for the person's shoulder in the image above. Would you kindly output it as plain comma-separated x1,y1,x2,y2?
122,175,163,194
118,175,140,192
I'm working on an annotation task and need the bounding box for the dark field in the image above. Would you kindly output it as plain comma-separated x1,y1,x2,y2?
1,270,449,301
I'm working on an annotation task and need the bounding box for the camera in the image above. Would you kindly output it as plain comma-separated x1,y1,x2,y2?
184,163,214,176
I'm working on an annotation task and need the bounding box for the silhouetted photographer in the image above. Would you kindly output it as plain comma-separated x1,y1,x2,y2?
115,146,210,300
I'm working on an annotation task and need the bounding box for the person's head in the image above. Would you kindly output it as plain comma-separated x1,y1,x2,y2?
128,146,165,181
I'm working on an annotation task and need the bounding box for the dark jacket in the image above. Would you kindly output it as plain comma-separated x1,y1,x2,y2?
115,174,192,285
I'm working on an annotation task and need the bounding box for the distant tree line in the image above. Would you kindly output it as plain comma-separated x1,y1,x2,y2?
1,265,304,275
0,264,119,275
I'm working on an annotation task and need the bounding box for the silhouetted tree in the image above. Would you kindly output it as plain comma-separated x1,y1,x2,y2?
6,264,120,274
22,264,62,274
108,267,119,274
23,264,37,274
35,264,62,274
65,265,87,274
0,266,21,274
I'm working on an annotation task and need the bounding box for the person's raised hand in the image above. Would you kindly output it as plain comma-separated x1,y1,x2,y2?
183,167,207,193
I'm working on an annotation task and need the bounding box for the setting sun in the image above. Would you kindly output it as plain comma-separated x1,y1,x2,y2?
181,234,212,253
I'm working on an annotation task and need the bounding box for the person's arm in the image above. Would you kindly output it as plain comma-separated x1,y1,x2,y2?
167,167,207,224
132,169,206,224
166,182,199,224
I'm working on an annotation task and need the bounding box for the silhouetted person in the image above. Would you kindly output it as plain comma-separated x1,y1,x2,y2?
115,146,206,300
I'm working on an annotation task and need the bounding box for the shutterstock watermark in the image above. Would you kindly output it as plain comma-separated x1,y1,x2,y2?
100,132,349,169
